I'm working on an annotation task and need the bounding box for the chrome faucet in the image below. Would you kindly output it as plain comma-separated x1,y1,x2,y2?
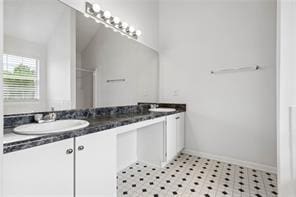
150,104,159,109
34,107,57,123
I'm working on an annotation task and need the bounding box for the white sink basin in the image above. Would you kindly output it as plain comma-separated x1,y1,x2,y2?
149,108,176,113
14,119,89,135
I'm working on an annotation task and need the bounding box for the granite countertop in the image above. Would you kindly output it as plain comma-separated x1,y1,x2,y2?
4,109,185,154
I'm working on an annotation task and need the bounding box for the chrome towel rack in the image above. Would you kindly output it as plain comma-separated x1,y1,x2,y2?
210,65,260,74
106,79,126,83
76,67,95,73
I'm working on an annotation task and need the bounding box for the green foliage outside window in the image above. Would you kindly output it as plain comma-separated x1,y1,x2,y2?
3,64,37,101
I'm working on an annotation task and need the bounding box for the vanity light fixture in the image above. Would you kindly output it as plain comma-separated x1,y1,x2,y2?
85,2,142,39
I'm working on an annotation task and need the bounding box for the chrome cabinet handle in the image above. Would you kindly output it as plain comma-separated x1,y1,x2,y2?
176,117,180,120
66,149,73,154
78,145,85,151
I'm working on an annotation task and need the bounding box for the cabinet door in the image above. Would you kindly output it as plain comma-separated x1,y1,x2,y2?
3,139,74,197
75,130,117,197
166,114,177,162
137,122,165,167
176,113,185,153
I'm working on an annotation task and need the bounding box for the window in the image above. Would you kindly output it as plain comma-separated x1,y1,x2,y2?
3,54,40,101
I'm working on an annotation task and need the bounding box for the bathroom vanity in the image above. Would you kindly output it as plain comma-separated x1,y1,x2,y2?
3,104,185,197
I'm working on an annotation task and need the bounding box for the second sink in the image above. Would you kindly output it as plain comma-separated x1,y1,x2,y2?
149,108,176,112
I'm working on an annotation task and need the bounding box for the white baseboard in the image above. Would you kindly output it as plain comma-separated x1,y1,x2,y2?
183,149,277,174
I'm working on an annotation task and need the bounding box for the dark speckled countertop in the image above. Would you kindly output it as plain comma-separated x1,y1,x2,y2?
4,104,186,154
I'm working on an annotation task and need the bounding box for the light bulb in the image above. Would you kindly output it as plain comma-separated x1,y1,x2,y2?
92,4,101,12
121,22,128,29
135,30,142,36
103,11,111,19
112,16,120,24
128,26,135,33
96,12,102,17
84,13,90,18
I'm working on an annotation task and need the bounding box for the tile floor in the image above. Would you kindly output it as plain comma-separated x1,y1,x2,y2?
117,153,277,197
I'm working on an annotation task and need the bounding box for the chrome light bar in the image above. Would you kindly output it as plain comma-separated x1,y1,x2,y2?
84,2,142,40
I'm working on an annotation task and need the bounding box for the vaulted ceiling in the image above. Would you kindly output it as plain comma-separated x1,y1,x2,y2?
4,0,67,44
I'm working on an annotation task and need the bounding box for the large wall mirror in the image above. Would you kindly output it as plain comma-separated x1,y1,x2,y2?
3,0,159,115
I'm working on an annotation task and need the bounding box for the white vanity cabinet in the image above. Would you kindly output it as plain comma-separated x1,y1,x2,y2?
166,114,178,162
3,130,117,197
176,112,185,153
75,130,117,197
3,138,75,197
165,112,185,163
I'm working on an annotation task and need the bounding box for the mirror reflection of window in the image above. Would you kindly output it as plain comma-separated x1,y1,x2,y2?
3,54,40,102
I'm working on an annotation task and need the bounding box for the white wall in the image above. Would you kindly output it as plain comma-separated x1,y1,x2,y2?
277,0,296,195
0,0,3,194
3,35,48,114
47,8,76,110
61,0,159,51
80,26,159,107
159,0,277,170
